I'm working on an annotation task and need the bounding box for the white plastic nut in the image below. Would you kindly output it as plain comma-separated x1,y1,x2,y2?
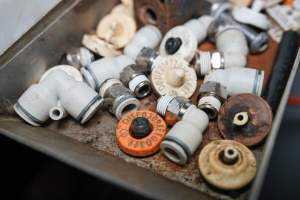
232,6,270,30
159,15,213,62
204,68,264,96
96,13,136,48
151,56,197,98
160,105,209,165
124,25,162,60
14,68,103,126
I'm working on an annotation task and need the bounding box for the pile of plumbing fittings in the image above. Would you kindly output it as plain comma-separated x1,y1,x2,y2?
14,0,300,192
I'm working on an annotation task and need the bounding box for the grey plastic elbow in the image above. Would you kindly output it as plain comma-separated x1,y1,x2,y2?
204,68,264,96
158,99,209,165
81,55,151,97
14,68,102,126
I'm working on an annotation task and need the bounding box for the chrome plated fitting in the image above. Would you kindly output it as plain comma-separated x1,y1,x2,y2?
119,64,152,98
81,55,152,98
198,81,227,120
156,95,192,121
66,47,95,68
136,47,158,72
193,51,225,76
100,78,140,119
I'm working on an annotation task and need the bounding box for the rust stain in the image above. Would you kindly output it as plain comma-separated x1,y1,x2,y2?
217,94,273,147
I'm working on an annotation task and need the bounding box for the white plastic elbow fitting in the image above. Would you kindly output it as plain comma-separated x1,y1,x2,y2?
160,104,209,165
216,27,249,68
159,15,214,62
204,68,264,96
14,68,103,126
81,55,151,97
82,55,134,91
124,25,162,60
100,78,140,119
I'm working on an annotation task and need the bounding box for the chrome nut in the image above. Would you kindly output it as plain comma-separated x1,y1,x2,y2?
119,64,144,86
211,51,225,70
119,64,152,98
199,81,227,101
156,95,191,120
194,51,225,76
100,79,140,119
136,47,158,73
198,81,228,119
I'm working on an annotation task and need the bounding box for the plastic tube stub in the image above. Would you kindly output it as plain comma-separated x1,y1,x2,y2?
161,105,209,165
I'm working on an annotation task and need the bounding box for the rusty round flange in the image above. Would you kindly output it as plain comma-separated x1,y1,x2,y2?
198,140,257,190
116,110,167,157
218,93,273,147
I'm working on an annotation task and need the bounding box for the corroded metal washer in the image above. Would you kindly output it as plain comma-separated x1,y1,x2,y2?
217,93,273,146
198,140,256,190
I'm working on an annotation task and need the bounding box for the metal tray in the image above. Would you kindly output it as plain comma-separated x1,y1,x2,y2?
0,0,299,199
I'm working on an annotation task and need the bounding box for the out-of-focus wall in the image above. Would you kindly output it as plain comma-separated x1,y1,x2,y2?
0,0,61,55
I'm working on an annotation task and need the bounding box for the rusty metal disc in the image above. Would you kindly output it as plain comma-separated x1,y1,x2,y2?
198,140,257,190
218,93,273,146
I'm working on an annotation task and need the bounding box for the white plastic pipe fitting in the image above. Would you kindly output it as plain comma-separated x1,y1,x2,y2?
216,28,249,69
82,55,134,91
14,68,103,126
124,25,162,60
81,55,151,98
159,15,214,62
160,104,209,165
204,68,264,96
99,78,140,119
